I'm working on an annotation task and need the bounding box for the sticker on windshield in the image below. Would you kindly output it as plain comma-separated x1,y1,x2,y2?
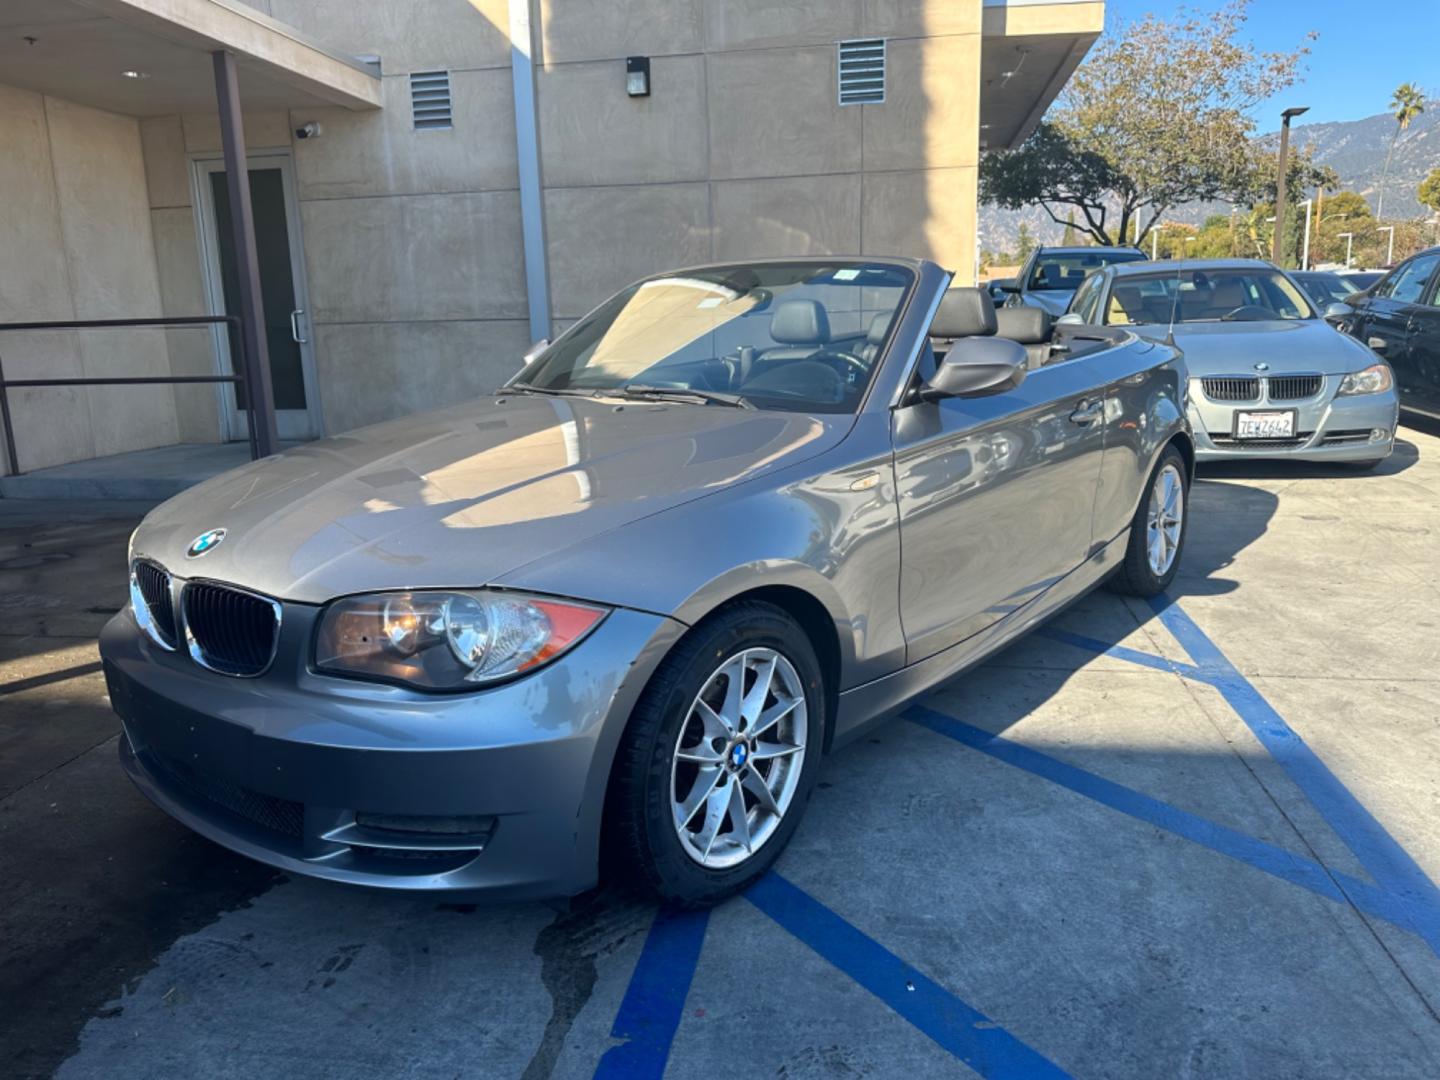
833,269,860,281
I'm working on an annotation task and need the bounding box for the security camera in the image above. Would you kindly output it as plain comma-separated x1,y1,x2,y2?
295,122,322,140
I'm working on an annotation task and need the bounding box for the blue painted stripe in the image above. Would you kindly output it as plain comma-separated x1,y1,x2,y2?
747,872,1073,1079
1149,596,1440,957
905,705,1421,936
1036,627,1203,679
593,907,709,1080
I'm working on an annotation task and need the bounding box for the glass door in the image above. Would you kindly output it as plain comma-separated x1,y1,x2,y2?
194,154,320,440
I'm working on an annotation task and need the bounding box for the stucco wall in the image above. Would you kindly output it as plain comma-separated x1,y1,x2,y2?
0,83,178,473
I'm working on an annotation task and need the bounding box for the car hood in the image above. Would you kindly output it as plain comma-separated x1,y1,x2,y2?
134,395,844,604
1130,319,1374,375
1024,291,1074,316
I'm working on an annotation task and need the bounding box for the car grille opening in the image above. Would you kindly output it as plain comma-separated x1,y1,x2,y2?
182,581,280,676
1322,429,1373,445
1210,432,1314,450
1267,374,1324,401
133,561,176,645
1201,376,1259,402
149,751,304,840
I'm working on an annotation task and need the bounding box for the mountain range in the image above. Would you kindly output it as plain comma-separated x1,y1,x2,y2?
979,108,1440,253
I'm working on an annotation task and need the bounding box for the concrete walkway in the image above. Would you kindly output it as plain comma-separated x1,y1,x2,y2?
0,442,278,501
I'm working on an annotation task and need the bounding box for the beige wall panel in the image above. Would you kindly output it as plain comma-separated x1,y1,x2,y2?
183,110,292,153
705,0,862,51
314,319,530,434
545,183,711,319
268,0,513,73
539,56,707,187
708,47,860,180
711,174,862,260
295,69,518,200
300,191,528,323
862,167,977,281
140,116,191,209
862,34,980,171
151,207,222,443
864,0,982,38
46,96,178,458
539,0,702,63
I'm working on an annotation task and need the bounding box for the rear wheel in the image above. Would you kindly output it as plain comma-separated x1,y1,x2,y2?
606,601,824,906
1107,444,1189,597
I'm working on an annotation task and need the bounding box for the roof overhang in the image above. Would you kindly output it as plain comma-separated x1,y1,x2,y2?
980,0,1103,150
0,0,381,116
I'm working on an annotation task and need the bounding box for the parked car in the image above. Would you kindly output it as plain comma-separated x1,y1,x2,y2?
1005,245,1149,315
1339,270,1384,293
1293,270,1363,308
1065,258,1399,465
1338,247,1440,420
103,258,1190,906
983,278,1013,307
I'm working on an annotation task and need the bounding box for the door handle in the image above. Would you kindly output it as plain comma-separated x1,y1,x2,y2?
1069,398,1103,425
290,309,308,344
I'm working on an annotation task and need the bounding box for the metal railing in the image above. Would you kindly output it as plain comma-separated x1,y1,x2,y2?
0,315,262,477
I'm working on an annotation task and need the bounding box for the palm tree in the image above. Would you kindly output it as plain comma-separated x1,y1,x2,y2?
1376,83,1425,219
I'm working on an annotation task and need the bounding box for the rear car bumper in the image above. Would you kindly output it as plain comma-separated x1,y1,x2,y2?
1188,376,1399,462
100,603,684,898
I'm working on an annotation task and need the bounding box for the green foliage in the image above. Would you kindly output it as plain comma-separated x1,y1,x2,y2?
980,0,1313,245
1418,168,1440,215
1016,223,1035,263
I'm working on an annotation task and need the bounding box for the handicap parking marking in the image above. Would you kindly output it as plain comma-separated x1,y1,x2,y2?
596,594,1440,1078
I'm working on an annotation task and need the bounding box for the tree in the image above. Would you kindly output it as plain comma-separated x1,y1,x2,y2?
980,1,1313,246
1376,83,1425,218
1314,190,1374,266
1016,223,1035,264
1419,168,1440,215
1062,210,1079,246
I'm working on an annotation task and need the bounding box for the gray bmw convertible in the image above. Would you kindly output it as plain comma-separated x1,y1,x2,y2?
104,257,1191,906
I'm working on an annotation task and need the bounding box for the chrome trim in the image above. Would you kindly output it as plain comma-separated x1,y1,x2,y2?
128,559,177,652
181,579,284,678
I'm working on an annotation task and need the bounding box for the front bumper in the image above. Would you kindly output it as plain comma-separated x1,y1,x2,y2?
100,602,684,898
1187,376,1399,462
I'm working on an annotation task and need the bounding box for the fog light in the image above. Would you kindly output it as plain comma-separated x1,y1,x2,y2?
1371,428,1388,441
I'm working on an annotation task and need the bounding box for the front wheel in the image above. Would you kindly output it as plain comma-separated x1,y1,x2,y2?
1107,444,1189,597
605,602,824,906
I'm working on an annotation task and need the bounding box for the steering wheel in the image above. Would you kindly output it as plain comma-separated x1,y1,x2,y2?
811,349,870,383
1220,305,1275,322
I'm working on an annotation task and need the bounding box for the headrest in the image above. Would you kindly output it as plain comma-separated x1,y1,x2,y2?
995,306,1052,344
866,311,892,345
770,299,831,345
930,287,997,339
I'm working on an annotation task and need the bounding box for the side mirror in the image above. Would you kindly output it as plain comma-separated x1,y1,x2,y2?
521,338,550,367
922,337,1027,400
1055,312,1085,326
997,278,1020,294
1323,302,1353,324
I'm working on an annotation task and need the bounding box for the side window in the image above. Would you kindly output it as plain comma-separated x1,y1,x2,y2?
1378,254,1440,304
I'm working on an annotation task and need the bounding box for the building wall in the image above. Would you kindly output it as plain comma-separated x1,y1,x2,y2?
0,83,178,473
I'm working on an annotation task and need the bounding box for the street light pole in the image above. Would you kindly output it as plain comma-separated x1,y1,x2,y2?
1299,198,1313,271
1378,225,1395,266
1338,231,1354,268
1272,106,1310,266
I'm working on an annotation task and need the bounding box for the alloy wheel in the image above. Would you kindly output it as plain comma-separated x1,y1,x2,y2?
670,647,807,869
1146,463,1184,576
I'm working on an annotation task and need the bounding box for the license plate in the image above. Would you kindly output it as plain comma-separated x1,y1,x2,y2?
1233,410,1295,439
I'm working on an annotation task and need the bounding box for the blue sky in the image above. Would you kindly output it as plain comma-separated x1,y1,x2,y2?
1103,0,1440,128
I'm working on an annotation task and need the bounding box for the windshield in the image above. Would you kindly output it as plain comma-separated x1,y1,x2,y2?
1294,272,1355,306
517,262,915,414
1104,269,1315,325
1028,249,1146,292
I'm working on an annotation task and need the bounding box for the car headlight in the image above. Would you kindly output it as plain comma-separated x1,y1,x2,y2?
1337,363,1393,396
315,590,607,690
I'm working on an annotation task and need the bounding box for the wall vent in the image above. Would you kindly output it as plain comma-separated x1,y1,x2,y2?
410,70,453,131
838,39,885,105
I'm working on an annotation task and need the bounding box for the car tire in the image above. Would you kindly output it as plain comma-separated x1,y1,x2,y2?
1106,443,1190,597
605,601,825,907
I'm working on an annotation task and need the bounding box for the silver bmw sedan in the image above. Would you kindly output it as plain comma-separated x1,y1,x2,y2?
1064,259,1400,466
103,257,1191,906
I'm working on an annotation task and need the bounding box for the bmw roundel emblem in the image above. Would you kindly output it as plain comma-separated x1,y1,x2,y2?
730,743,748,769
186,528,226,558
1253,362,1270,371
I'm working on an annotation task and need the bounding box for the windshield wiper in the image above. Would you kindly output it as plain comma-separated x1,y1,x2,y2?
507,382,595,398
612,384,755,409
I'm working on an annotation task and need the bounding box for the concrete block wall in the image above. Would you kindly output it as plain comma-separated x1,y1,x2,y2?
0,84,178,473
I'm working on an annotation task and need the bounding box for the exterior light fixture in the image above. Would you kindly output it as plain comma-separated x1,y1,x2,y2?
121,70,150,79
626,56,650,97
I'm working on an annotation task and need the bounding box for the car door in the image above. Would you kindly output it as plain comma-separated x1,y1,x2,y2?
1356,253,1440,393
890,349,1108,664
1405,266,1440,415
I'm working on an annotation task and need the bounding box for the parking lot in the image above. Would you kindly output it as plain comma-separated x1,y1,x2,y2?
3,424,1439,1080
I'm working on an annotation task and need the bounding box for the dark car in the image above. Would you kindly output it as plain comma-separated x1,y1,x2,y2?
1292,270,1362,308
1004,245,1149,316
1341,247,1440,420
1339,270,1384,293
